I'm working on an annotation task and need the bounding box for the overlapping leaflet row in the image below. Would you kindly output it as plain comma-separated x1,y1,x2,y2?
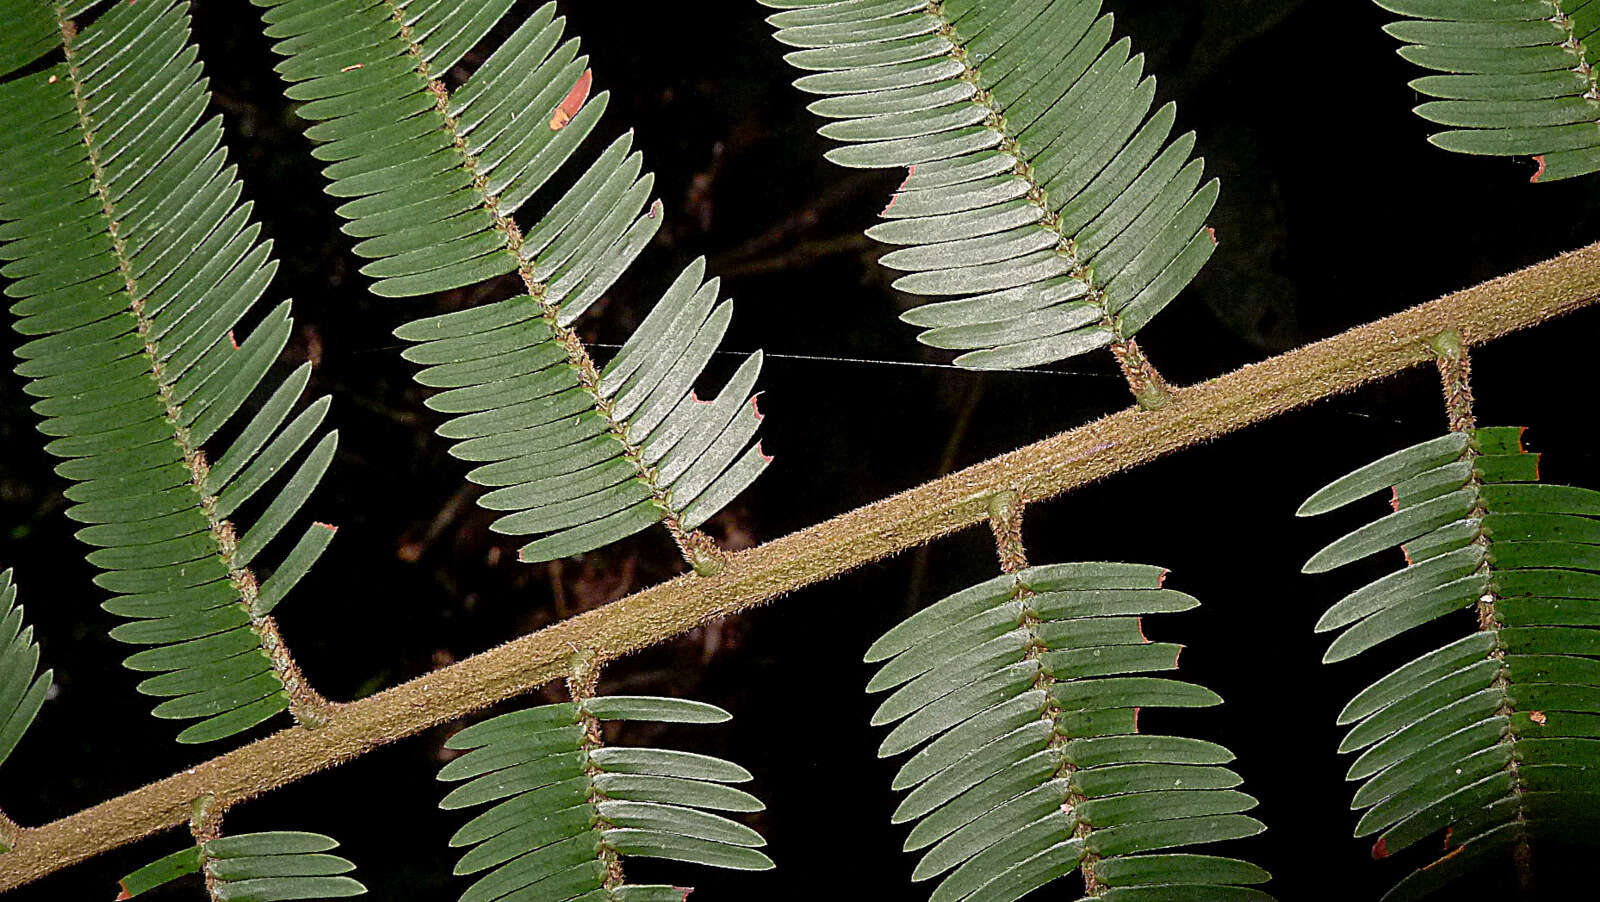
1373,0,1600,181
0,0,339,743
437,695,772,902
762,0,1219,369
867,561,1273,902
254,0,770,561
1301,426,1600,901
117,830,366,900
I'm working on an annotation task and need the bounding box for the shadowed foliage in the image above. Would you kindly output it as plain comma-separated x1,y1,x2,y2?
250,0,772,564
760,0,1218,370
866,561,1271,901
0,0,338,744
1372,0,1600,182
116,830,365,901
1301,426,1600,900
437,694,772,902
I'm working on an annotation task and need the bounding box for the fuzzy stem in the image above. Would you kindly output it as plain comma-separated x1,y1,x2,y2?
0,809,19,854
186,796,224,901
3,239,1600,891
1432,329,1476,433
987,491,1028,574
1110,339,1175,411
187,796,222,845
986,495,1101,894
565,654,627,889
1432,332,1534,892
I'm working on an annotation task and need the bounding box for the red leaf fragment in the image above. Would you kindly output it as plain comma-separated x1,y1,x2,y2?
315,521,338,533
228,330,239,350
1390,487,1400,513
116,883,131,901
1372,836,1388,859
550,69,592,130
757,440,773,464
1531,155,1547,183
675,889,694,901
1157,569,1169,587
897,164,917,191
881,194,899,215
1205,226,1218,246
750,392,764,420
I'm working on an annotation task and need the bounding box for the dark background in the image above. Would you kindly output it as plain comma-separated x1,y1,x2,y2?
4,1,1600,899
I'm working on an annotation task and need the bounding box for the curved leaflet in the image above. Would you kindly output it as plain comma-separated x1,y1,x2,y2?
438,694,773,901
1301,426,1600,900
253,0,771,563
867,560,1272,901
761,0,1219,369
0,0,341,743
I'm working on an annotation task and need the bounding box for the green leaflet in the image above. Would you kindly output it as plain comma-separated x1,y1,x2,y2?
0,0,338,743
257,0,772,562
117,830,364,900
0,569,51,773
1301,426,1600,897
438,695,772,901
393,271,771,563
1374,0,1600,181
0,0,92,77
581,695,731,723
116,846,204,898
1298,432,1470,517
762,0,1218,369
867,559,1272,901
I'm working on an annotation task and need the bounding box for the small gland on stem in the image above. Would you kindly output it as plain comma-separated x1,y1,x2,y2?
565,649,601,704
0,809,19,853
188,794,222,844
188,793,224,899
1430,327,1464,362
1110,339,1175,410
1430,328,1476,433
987,490,1028,574
681,529,726,578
